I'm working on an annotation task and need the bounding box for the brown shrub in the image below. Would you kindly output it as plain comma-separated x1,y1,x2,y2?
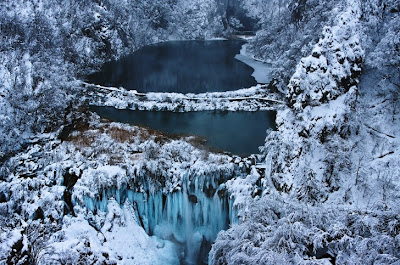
67,132,96,149
108,127,134,143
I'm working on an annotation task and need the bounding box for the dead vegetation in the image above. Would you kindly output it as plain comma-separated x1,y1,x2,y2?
63,113,217,163
66,131,96,149
108,126,136,143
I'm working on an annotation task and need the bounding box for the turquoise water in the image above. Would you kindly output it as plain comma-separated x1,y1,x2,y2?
90,106,276,156
86,40,276,264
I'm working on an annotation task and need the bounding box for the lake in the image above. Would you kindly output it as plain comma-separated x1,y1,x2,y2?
87,40,276,264
87,40,258,93
90,106,276,157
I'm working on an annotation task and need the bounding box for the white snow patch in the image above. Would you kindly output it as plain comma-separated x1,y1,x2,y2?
235,44,272,84
208,37,228,40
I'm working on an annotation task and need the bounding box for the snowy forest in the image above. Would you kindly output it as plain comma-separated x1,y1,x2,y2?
0,0,399,264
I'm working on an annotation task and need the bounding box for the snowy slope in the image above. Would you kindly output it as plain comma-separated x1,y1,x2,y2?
210,0,400,263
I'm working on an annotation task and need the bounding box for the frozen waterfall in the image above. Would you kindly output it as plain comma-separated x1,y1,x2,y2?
79,174,238,264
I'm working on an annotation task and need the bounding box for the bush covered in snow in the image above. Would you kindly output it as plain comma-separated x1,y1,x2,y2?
210,197,400,264
210,0,400,263
242,0,344,90
287,8,364,110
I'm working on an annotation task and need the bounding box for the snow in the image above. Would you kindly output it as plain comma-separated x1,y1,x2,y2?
87,84,282,112
43,204,179,265
0,112,256,263
234,35,255,41
210,0,400,263
287,10,364,110
1,0,400,264
0,229,24,263
234,44,272,84
208,37,228,40
101,200,179,265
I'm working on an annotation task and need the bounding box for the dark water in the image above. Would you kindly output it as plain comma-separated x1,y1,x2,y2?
91,106,276,157
87,40,257,93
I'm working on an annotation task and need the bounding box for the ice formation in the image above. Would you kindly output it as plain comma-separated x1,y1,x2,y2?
77,173,237,264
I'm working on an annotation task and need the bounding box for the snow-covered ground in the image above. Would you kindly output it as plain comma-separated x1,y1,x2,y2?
41,202,180,265
0,112,256,264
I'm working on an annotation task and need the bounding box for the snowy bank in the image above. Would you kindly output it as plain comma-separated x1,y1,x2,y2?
85,83,284,112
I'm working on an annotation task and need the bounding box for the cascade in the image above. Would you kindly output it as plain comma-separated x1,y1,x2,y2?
78,173,239,264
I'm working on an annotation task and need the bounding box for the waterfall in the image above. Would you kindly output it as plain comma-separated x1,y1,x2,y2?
78,173,239,264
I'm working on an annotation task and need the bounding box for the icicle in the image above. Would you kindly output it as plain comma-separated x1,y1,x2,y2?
76,171,238,264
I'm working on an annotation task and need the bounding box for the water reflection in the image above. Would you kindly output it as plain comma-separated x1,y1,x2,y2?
87,40,257,93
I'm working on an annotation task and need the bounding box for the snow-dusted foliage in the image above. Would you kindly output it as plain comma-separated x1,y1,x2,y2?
65,114,236,194
0,112,249,264
254,3,367,205
242,0,344,90
287,8,364,110
0,38,75,157
210,197,400,264
0,0,225,159
211,0,400,263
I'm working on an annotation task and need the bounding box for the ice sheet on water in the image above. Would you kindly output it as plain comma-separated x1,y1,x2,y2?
235,44,272,84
